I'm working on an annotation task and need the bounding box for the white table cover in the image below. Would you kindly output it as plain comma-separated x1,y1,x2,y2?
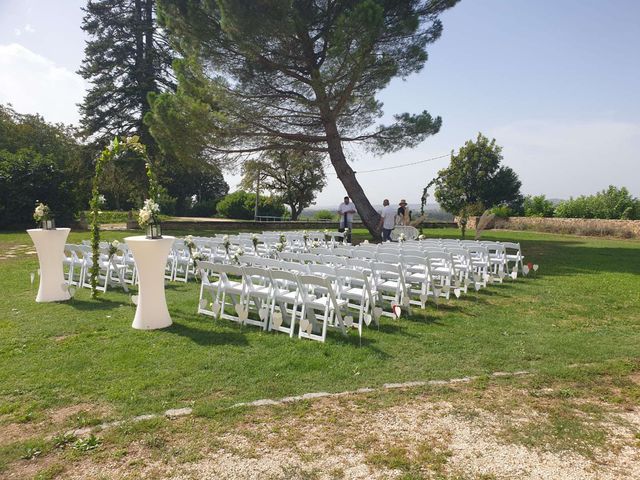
27,228,71,302
125,235,174,330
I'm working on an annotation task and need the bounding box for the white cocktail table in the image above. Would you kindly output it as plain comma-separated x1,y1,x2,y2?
125,235,174,330
27,228,72,302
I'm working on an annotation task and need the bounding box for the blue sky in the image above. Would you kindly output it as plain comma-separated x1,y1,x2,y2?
1,0,638,208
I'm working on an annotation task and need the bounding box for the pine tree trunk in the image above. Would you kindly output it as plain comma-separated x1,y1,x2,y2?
323,121,381,240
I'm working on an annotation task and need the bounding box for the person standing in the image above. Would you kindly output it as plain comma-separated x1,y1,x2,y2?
396,199,409,226
378,199,395,242
337,196,357,242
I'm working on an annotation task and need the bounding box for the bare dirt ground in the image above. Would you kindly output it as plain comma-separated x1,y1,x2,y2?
3,376,640,480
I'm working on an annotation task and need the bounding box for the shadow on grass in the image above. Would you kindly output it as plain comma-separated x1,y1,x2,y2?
161,320,250,347
68,297,126,311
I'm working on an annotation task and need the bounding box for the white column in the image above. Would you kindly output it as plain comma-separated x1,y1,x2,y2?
125,235,174,330
27,228,72,303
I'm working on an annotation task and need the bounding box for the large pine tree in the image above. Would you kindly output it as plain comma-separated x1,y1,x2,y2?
153,0,459,237
78,0,175,150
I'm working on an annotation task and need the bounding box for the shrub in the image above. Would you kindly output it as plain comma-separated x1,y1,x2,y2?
313,209,336,221
523,195,555,217
554,186,639,220
216,191,286,219
0,148,78,228
490,205,513,218
188,199,218,217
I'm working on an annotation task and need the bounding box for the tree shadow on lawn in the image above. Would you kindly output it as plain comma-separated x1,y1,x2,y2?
509,240,640,277
160,318,250,347
327,331,393,359
67,296,127,311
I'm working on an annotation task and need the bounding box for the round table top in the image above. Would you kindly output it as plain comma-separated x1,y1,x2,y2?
124,235,175,244
27,227,71,233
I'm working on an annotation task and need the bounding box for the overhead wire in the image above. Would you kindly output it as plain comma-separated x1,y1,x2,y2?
351,152,452,174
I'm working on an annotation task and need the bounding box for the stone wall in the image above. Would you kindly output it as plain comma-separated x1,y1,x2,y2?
465,216,640,239
161,219,457,232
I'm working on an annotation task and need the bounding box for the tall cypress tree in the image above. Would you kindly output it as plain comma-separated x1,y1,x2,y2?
78,0,175,152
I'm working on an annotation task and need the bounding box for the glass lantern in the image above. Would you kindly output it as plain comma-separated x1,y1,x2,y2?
42,219,56,230
146,221,162,239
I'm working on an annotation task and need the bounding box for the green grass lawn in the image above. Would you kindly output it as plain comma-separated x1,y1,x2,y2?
1,227,639,428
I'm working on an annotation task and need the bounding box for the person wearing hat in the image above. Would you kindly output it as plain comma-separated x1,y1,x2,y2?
396,199,409,226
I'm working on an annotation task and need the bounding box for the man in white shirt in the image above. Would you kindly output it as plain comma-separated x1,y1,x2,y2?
337,196,357,242
378,199,395,242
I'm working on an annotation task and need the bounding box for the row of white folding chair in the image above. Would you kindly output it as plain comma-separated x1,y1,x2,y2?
249,254,414,317
196,261,349,342
63,244,131,293
229,256,383,331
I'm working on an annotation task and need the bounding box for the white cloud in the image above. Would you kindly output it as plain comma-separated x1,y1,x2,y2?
489,119,640,198
0,43,86,125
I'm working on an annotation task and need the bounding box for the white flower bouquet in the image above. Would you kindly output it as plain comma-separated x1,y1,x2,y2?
398,233,406,242
192,251,208,268
222,234,231,254
251,233,259,251
185,235,196,251
34,202,54,229
138,199,161,238
138,199,160,227
107,240,120,259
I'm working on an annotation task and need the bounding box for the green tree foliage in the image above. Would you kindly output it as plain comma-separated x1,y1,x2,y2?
523,195,555,217
216,191,285,220
79,0,190,211
554,186,639,220
0,105,87,228
152,0,459,237
0,150,77,228
240,151,326,220
429,133,523,217
79,0,175,146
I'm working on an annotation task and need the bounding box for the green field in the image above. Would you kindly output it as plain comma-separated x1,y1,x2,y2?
1,228,639,477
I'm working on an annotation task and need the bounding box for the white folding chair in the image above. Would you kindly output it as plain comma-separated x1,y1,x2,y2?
296,274,347,342
336,268,378,336
197,262,245,324
372,262,410,317
268,269,302,337
242,266,272,330
503,242,525,277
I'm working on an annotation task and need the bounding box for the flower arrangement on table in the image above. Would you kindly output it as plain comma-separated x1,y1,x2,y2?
343,227,350,244
33,202,55,229
107,240,120,260
398,232,406,242
222,235,231,255
311,240,321,248
418,234,425,240
302,230,309,245
138,199,162,239
251,233,260,252
273,242,285,253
